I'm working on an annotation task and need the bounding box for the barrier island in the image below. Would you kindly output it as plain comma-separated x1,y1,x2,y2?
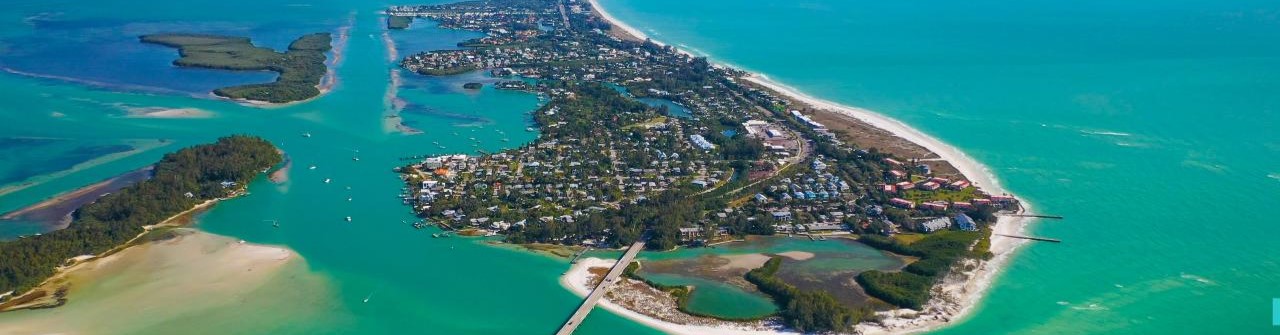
391,0,1026,333
140,33,332,103
0,135,282,310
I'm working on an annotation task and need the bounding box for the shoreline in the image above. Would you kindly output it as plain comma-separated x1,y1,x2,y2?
561,257,797,335
0,229,302,333
587,0,1034,333
1,167,153,228
0,191,237,312
231,20,352,109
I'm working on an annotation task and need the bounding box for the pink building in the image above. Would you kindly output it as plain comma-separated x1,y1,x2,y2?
948,180,971,190
889,170,906,179
881,184,896,193
895,181,915,190
890,198,915,209
921,202,948,211
919,181,941,191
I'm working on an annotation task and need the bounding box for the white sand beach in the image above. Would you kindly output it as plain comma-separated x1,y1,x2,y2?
123,107,213,118
561,257,798,335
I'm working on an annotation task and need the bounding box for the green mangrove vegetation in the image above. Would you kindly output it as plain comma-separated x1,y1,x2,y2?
0,135,282,298
745,257,871,333
140,33,332,103
856,230,982,309
388,15,413,29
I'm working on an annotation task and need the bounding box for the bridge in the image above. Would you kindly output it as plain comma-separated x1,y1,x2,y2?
554,240,646,335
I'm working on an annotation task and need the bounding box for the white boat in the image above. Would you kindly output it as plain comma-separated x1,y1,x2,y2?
301,132,312,138
345,216,352,222
309,165,317,170
324,178,332,183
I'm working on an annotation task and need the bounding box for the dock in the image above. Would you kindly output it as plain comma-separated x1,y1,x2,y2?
998,214,1064,219
568,247,593,264
994,233,1061,243
555,241,646,335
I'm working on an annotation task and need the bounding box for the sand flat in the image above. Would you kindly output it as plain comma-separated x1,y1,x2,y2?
0,230,324,335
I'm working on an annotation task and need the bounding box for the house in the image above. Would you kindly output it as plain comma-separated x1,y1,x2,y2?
991,195,1017,204
883,158,903,166
890,198,914,209
920,201,948,211
919,181,941,191
895,181,915,190
888,170,906,179
954,214,977,231
919,217,950,232
771,211,793,221
881,184,896,193
948,180,971,190
689,134,716,150
679,227,704,241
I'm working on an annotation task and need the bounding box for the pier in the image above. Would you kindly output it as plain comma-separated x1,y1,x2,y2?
568,247,593,264
999,214,1064,219
994,233,1061,243
555,241,646,335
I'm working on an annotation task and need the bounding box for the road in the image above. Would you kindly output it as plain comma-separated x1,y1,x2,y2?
554,240,646,335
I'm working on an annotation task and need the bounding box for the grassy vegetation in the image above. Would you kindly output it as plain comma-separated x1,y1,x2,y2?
388,15,413,29
856,230,981,309
901,186,978,203
891,233,926,245
140,33,332,103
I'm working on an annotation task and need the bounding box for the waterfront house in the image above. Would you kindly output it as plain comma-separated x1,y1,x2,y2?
919,217,951,232
954,214,977,231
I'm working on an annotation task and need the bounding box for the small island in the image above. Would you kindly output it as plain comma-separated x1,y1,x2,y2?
0,136,282,310
140,33,332,104
388,15,413,29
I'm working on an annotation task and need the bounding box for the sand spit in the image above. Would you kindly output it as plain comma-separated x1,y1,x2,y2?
0,230,306,335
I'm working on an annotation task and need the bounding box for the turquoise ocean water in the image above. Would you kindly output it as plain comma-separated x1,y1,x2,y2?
596,0,1280,333
0,0,1276,333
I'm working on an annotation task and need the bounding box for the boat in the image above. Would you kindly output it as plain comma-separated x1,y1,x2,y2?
324,178,332,183
347,196,353,201
526,127,535,132
345,216,352,222
301,132,312,138
309,165,317,170
352,157,360,161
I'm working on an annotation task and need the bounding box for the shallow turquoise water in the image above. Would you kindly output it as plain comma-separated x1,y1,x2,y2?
0,0,1276,333
597,0,1280,333
641,272,777,319
0,1,661,334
